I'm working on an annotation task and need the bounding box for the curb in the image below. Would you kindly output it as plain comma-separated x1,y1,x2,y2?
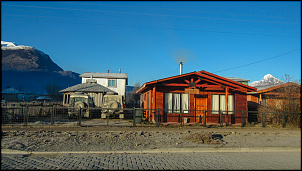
2,147,300,155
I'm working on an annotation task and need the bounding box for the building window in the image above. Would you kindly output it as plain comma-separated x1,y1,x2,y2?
212,94,234,114
165,93,188,113
108,79,116,87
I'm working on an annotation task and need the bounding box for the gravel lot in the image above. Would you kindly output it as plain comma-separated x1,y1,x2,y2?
1,125,301,152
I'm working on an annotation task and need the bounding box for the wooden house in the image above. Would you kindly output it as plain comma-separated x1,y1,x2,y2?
247,82,301,110
136,70,256,124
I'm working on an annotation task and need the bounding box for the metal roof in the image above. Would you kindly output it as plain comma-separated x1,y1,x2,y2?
80,72,128,79
59,82,116,93
224,77,250,82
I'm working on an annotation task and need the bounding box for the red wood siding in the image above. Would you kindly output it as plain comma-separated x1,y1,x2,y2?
235,93,247,123
137,71,254,124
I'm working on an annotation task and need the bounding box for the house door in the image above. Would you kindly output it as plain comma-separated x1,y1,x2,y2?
195,95,207,123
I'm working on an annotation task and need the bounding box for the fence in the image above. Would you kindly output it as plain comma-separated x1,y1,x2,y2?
1,105,300,128
1,105,143,127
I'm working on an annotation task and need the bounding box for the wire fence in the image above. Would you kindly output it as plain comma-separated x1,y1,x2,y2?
1,104,301,128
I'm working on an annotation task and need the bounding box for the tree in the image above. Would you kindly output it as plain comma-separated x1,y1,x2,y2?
44,83,61,101
126,82,141,108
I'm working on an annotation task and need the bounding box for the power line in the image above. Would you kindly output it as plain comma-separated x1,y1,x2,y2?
213,48,301,73
2,18,299,38
2,4,299,25
58,1,298,20
2,4,299,30
4,14,299,34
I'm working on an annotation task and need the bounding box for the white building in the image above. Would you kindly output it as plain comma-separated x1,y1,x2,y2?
79,71,128,100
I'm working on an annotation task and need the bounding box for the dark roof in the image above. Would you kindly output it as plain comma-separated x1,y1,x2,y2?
59,82,116,93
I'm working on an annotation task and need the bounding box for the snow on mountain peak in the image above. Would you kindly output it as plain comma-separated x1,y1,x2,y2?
1,41,33,50
263,74,273,79
249,74,283,87
1,41,18,46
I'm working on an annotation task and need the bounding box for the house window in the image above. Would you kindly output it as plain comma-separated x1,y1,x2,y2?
165,93,188,113
108,79,116,87
212,94,234,114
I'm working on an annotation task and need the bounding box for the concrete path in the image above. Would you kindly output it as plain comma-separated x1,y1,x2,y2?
2,147,301,170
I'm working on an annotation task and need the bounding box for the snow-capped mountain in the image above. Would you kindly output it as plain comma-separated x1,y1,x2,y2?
249,74,284,87
1,41,63,72
1,41,33,50
1,41,81,94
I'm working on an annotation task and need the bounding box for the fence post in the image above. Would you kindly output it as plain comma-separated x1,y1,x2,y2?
24,106,28,126
157,108,161,123
23,106,26,126
107,110,110,126
262,112,266,127
180,111,183,126
78,107,82,126
282,112,286,128
226,112,229,126
133,107,136,126
241,110,245,127
219,110,223,127
51,106,55,125
203,110,207,127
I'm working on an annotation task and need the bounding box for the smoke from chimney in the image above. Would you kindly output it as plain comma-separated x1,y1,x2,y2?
179,62,183,75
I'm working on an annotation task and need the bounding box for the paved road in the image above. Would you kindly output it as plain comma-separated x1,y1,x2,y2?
1,150,301,170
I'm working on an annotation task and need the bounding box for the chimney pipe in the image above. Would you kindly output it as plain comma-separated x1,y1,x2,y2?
119,68,121,73
108,70,109,73
179,62,183,75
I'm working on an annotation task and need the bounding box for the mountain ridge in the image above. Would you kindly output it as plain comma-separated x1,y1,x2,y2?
1,41,81,94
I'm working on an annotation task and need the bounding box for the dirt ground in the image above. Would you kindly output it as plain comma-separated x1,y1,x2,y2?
1,125,301,152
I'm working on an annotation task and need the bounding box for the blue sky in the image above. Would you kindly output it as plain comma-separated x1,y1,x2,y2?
1,1,301,86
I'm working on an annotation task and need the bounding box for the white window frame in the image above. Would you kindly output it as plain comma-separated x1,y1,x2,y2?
212,94,234,114
108,79,116,87
165,93,188,113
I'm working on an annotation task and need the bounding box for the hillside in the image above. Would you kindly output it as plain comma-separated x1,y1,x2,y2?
1,41,81,94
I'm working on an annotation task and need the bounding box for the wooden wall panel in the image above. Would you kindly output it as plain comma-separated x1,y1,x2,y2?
235,93,247,123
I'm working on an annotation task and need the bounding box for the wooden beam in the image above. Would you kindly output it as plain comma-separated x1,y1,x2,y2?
201,78,223,85
195,78,202,84
225,87,229,122
196,84,222,88
199,70,257,92
163,83,188,86
184,79,190,84
196,72,241,89
233,88,248,93
204,87,224,91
